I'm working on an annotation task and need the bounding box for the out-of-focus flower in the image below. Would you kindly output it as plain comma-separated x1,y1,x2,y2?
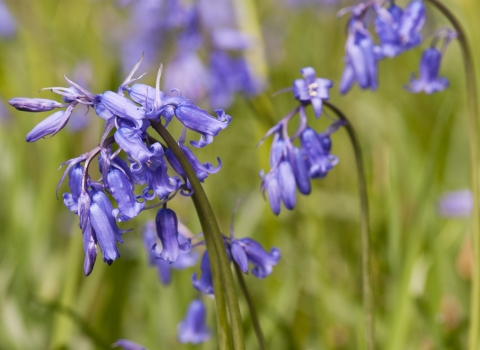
438,190,472,217
374,4,404,57
192,251,214,295
177,299,211,344
398,0,425,48
113,339,147,350
340,20,379,94
406,47,449,94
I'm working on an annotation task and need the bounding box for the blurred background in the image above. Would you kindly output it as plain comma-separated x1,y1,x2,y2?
0,0,479,349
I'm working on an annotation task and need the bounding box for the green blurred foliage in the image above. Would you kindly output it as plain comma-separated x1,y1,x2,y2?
0,0,479,349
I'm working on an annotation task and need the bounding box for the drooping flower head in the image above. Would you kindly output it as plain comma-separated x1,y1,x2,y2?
406,47,449,94
177,299,211,344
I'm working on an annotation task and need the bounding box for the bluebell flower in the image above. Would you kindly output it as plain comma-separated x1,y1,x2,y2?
374,4,405,57
165,144,221,185
261,133,297,215
63,164,84,213
100,91,146,126
161,99,231,148
398,0,425,48
143,221,198,284
438,190,473,218
299,127,338,178
340,20,379,94
114,119,164,167
192,251,214,295
292,67,333,117
153,207,190,263
406,47,448,94
231,238,281,278
112,339,147,350
106,166,145,222
177,299,211,344
88,189,127,264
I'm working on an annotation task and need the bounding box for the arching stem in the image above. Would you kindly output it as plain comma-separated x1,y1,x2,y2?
233,263,266,350
150,121,245,350
424,2,480,349
324,101,374,350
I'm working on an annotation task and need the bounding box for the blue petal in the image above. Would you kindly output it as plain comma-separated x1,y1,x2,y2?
231,241,249,273
177,300,211,344
192,251,214,295
9,97,63,112
26,111,68,142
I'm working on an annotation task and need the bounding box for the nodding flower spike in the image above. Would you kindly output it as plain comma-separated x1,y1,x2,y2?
177,300,211,344
192,251,214,295
9,97,65,112
406,47,448,94
154,207,190,263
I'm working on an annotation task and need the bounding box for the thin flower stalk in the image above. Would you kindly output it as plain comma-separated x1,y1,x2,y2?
324,101,374,350
150,120,245,350
422,1,480,349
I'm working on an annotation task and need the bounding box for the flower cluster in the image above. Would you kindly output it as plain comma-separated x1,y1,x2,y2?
260,67,341,215
9,58,231,276
141,210,281,344
119,0,264,109
339,0,456,94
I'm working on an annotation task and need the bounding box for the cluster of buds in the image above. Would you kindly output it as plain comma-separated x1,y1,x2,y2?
339,0,457,94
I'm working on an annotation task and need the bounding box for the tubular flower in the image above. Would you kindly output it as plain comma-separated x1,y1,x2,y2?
192,251,214,295
406,47,448,94
299,127,338,178
398,0,425,48
231,238,281,278
177,300,211,344
63,163,84,213
340,20,379,94
153,207,190,263
261,134,297,215
374,4,404,57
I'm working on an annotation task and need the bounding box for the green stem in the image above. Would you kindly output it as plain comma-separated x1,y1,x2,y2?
233,263,266,350
423,2,480,349
324,101,374,350
150,121,245,350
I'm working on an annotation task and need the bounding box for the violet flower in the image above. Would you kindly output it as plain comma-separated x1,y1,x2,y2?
293,67,333,118
177,299,211,344
406,47,449,94
153,207,190,263
192,251,214,295
374,4,404,57
299,127,338,178
340,20,379,94
231,238,281,278
113,339,147,350
438,190,473,218
398,0,425,48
